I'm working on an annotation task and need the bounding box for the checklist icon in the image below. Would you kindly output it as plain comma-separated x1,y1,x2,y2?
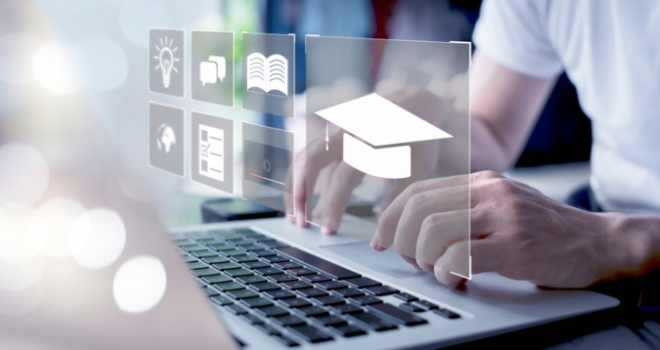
199,124,224,182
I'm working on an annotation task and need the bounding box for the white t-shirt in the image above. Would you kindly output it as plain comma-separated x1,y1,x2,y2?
473,0,660,213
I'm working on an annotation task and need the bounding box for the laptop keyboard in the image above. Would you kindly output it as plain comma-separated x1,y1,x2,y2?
172,227,460,347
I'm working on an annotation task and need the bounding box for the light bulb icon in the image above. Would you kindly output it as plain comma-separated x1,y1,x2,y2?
153,35,179,88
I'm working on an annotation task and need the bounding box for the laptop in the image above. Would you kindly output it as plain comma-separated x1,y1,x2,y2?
169,214,619,349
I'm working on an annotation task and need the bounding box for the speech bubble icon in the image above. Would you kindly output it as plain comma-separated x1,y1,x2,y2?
209,56,226,82
200,61,217,86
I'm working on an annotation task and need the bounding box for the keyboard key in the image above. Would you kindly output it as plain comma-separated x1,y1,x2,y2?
210,295,232,306
203,256,230,264
399,302,424,313
225,304,248,315
367,303,428,326
365,285,399,296
268,274,298,283
287,325,333,343
220,249,245,257
183,255,198,263
343,277,381,289
349,295,383,306
330,325,367,338
333,288,364,298
187,261,208,270
433,308,461,319
240,297,274,309
312,295,345,306
289,268,317,276
210,230,241,241
347,312,397,332
230,255,258,263
214,282,245,292
240,313,265,325
394,292,419,303
329,303,363,315
297,289,328,298
213,262,241,270
301,274,332,284
242,261,270,269
226,269,253,277
184,245,208,252
254,305,289,318
256,323,281,336
271,315,306,327
249,282,281,292
276,247,360,280
186,231,212,240
192,268,220,277
227,289,259,300
208,243,235,251
233,240,254,247
193,250,219,258
273,335,299,347
264,289,296,300
237,275,267,284
274,261,302,270
413,300,439,311
262,255,289,263
311,315,346,327
255,267,284,276
203,274,232,284
294,306,329,318
204,287,220,297
279,298,311,308
241,244,267,252
317,281,348,290
255,250,277,257
261,241,290,249
282,281,312,290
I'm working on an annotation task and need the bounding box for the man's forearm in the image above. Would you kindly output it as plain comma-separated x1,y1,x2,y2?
470,115,517,172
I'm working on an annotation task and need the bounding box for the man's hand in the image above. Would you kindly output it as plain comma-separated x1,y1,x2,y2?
370,171,653,288
287,88,450,233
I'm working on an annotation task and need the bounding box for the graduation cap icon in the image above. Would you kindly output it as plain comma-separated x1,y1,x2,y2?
315,93,452,179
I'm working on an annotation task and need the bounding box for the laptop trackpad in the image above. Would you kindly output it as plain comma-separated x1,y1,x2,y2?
320,242,427,279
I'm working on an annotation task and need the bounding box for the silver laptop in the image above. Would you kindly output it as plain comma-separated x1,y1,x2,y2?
168,214,619,349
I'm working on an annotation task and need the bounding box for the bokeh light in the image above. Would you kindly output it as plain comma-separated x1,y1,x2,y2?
32,41,81,95
30,197,86,259
69,208,126,269
0,143,50,205
113,256,167,314
0,205,45,293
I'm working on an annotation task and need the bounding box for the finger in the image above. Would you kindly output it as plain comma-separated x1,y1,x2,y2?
293,135,342,227
402,255,422,271
433,237,505,285
372,175,469,250
314,161,364,234
388,186,470,262
412,210,471,272
376,174,426,218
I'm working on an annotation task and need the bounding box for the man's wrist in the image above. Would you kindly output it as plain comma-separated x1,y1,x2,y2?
602,213,660,280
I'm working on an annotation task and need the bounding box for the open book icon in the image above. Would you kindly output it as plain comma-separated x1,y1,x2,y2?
246,53,288,96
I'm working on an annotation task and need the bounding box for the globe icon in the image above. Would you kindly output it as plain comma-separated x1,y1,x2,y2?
157,123,176,156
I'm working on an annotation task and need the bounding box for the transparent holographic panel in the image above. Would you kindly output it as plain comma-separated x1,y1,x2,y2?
242,122,295,215
242,33,295,119
305,36,471,279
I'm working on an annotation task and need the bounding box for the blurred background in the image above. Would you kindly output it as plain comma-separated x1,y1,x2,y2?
0,0,592,225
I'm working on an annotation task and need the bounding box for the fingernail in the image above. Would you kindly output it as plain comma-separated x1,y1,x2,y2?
370,236,384,251
321,226,335,234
